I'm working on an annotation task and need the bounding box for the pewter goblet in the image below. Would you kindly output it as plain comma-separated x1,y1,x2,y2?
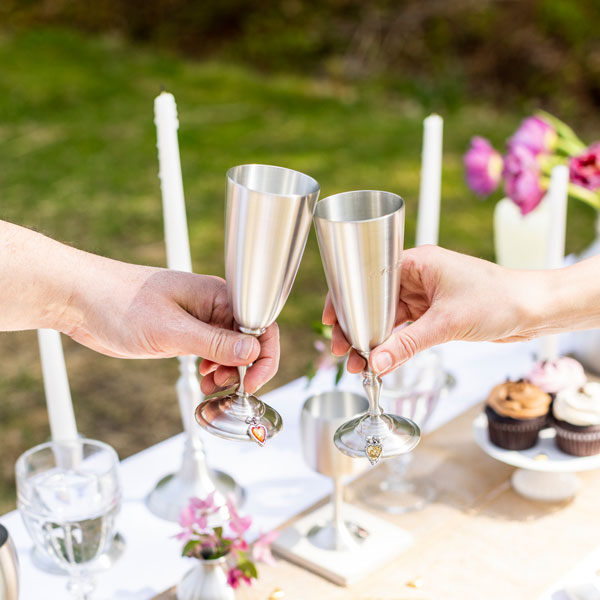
301,391,369,551
313,190,421,465
0,525,19,600
196,164,320,445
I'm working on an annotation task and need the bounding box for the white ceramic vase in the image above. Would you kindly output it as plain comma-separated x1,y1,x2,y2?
493,196,551,269
572,212,600,374
176,557,235,600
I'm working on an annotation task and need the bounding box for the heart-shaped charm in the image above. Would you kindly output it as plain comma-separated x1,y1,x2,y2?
365,436,383,466
247,420,267,446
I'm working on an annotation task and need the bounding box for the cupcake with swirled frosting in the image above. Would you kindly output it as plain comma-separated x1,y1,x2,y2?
485,380,551,450
527,357,587,397
551,382,600,456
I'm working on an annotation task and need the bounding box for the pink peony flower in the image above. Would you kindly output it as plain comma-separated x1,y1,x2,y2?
569,142,600,191
252,530,279,566
464,137,503,196
502,145,545,215
227,567,252,589
226,494,252,536
509,116,557,156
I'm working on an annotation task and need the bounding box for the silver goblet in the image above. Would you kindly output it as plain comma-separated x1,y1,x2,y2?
301,391,369,551
196,164,320,445
313,190,421,465
0,525,19,600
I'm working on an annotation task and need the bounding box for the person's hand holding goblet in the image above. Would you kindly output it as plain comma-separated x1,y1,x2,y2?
314,190,420,465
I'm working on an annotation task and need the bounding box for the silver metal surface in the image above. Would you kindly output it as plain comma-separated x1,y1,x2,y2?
197,165,319,443
225,164,320,332
301,391,369,551
0,525,18,600
313,190,421,461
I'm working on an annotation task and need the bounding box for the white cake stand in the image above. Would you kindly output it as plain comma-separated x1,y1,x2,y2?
473,413,600,502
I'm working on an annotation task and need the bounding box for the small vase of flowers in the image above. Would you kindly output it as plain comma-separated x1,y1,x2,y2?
464,112,600,269
175,493,278,600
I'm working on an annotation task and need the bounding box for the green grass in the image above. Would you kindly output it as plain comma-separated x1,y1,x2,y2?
0,27,598,512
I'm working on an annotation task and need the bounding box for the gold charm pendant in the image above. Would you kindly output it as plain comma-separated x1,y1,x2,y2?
365,436,383,465
246,417,267,446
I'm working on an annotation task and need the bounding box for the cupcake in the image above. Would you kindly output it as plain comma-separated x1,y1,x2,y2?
551,382,600,456
527,357,586,397
485,380,551,450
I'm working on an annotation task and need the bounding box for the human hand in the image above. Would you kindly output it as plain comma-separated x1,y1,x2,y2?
59,253,279,395
323,245,546,376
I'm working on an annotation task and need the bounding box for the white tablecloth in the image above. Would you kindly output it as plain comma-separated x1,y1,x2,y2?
1,337,596,599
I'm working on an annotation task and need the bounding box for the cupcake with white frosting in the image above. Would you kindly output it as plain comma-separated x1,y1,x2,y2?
527,357,587,397
551,382,600,456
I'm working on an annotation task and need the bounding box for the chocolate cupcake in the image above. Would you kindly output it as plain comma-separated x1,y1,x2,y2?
485,380,551,450
551,383,600,456
527,357,586,398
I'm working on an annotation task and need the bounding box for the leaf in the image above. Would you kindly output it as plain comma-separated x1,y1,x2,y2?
182,539,200,557
213,526,223,538
238,559,258,579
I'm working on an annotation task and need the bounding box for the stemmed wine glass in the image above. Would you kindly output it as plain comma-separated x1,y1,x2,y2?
313,190,421,465
16,439,121,599
195,164,320,445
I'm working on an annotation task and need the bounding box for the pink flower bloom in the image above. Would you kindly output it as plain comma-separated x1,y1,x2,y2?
252,530,279,566
190,492,217,513
502,145,545,215
226,495,252,536
464,137,503,196
229,536,249,556
227,567,252,589
569,142,600,191
509,116,557,156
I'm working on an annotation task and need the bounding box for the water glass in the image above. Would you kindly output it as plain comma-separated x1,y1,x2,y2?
15,439,121,599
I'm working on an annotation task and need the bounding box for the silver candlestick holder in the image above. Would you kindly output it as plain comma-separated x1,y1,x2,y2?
147,355,243,522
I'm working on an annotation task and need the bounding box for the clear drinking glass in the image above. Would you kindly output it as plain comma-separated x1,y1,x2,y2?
15,439,121,599
363,349,451,513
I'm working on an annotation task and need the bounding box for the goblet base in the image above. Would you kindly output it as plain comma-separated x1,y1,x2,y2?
307,520,367,552
361,479,436,514
195,393,282,444
334,413,420,464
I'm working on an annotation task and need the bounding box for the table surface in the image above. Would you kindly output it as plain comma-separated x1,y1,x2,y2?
2,337,598,600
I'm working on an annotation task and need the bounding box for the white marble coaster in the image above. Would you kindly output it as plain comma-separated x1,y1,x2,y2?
272,503,412,586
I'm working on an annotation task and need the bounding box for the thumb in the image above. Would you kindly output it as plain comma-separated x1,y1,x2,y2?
370,311,445,375
176,314,260,366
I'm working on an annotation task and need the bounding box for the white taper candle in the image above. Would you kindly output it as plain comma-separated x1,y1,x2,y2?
37,328,78,442
538,165,569,361
154,91,193,273
416,114,443,247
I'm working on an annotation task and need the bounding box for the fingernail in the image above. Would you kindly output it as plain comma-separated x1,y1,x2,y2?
373,352,392,373
235,337,254,360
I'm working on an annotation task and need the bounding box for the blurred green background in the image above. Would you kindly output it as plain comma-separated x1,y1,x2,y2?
1,1,600,511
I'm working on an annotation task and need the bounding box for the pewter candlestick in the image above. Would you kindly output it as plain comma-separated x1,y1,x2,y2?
147,355,242,521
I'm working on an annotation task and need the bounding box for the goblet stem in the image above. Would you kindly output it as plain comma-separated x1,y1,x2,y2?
66,571,94,599
333,477,344,537
362,364,383,419
237,364,248,398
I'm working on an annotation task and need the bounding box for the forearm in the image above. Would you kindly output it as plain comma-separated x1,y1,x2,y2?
0,220,83,331
535,256,600,335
